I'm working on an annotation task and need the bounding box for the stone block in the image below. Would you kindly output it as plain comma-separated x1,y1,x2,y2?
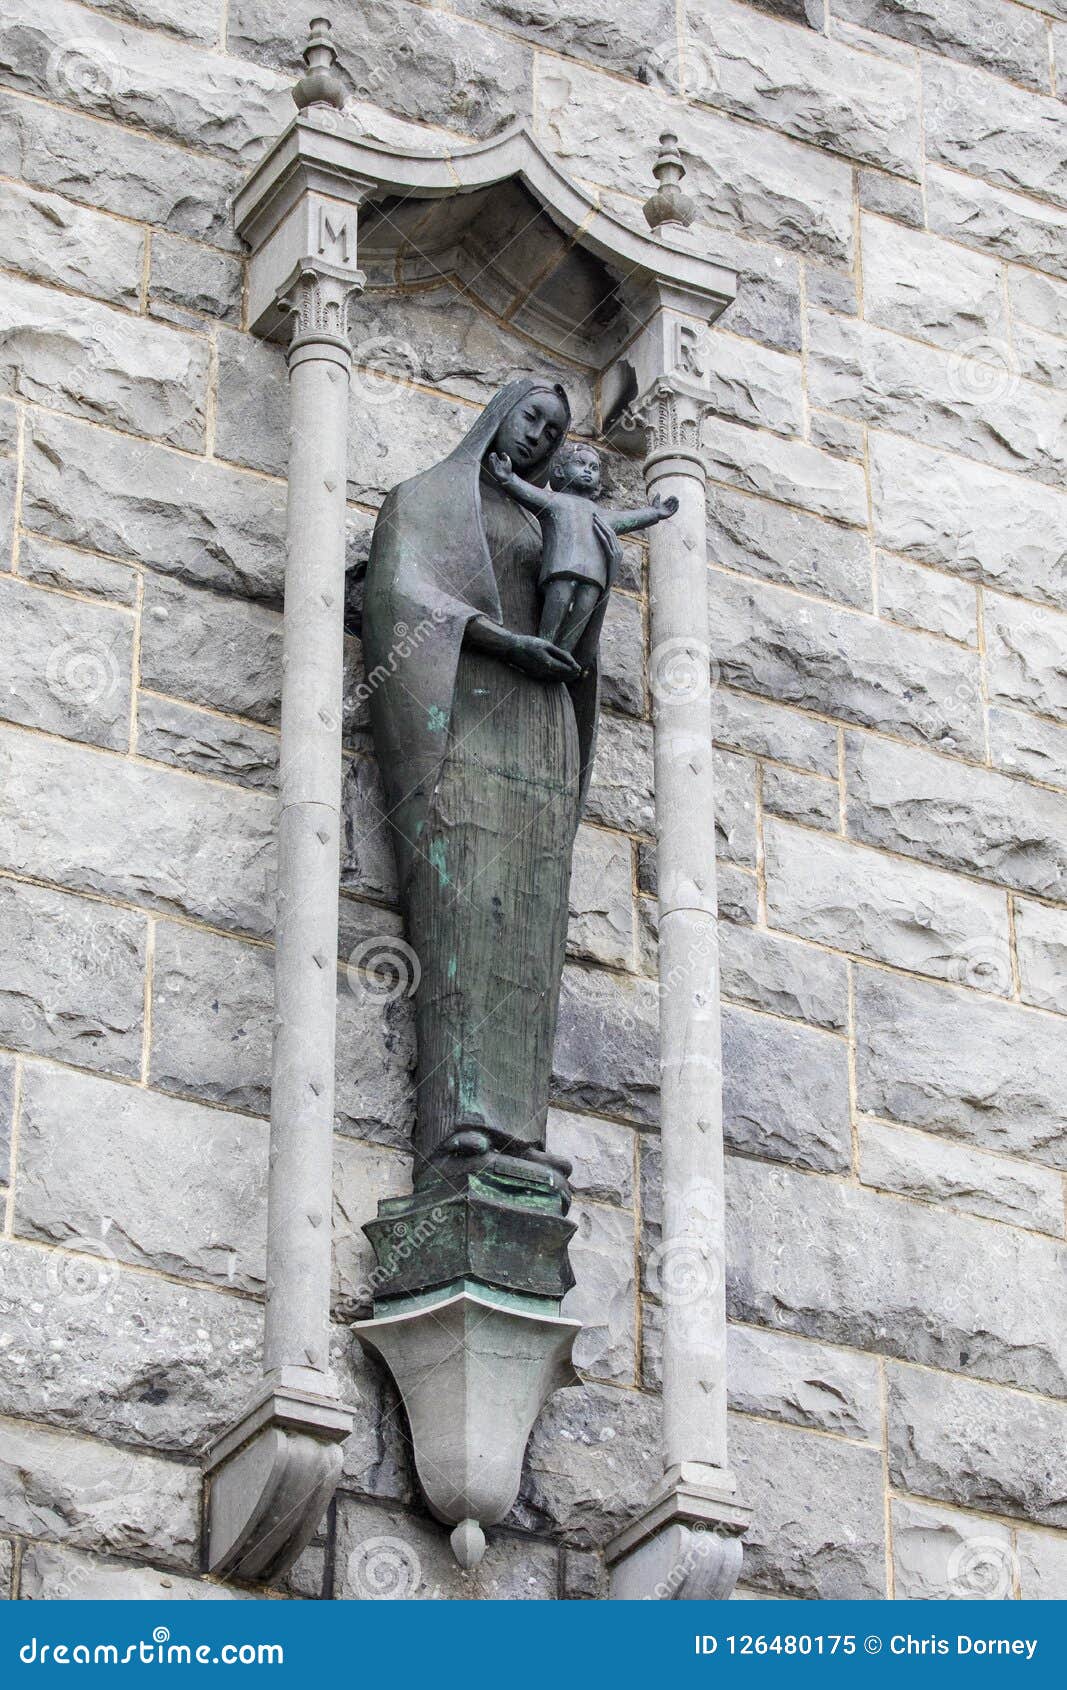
149,232,243,326
719,865,758,925
728,1324,882,1442
1012,319,1067,389
892,1498,1015,1601
584,712,654,835
566,826,634,971
712,687,839,776
870,431,1067,610
857,168,925,228
730,1413,886,1599
335,1497,557,1599
724,1003,851,1171
545,1110,634,1208
453,0,674,77
18,1543,255,1600
720,922,848,1032
1016,1529,1067,1600
985,591,1067,725
878,554,977,645
0,1537,9,1596
1009,267,1067,339
710,570,984,757
0,576,133,750
331,1136,411,1319
519,1380,661,1541
808,416,863,470
858,1118,1064,1236
341,751,399,906
0,1238,261,1452
19,534,138,607
0,1052,13,1176
1014,897,1067,1014
855,967,1067,1168
0,722,276,938
0,273,209,451
926,164,1067,282
150,920,415,1143
537,56,854,265
707,485,872,610
845,730,1067,900
765,815,1011,988
805,262,858,317
727,1155,1067,1397
887,1364,1067,1527
0,1416,199,1567
924,57,1067,212
0,0,291,166
989,705,1067,792
809,308,1067,490
0,878,144,1077
715,748,758,866
0,89,240,250
23,412,287,604
597,591,644,718
139,574,282,726
0,178,143,307
15,1064,268,1289
762,765,839,831
232,0,534,140
90,0,220,43
861,215,1006,353
137,695,279,792
833,0,1051,92
686,0,920,176
702,416,867,526
552,964,659,1127
563,1200,636,1384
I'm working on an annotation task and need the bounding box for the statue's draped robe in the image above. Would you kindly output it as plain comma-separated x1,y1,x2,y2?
362,382,609,1166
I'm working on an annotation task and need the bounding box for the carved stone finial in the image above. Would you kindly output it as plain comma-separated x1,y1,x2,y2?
643,133,697,234
293,16,346,112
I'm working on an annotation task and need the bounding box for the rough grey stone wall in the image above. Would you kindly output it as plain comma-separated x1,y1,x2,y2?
0,0,1065,1602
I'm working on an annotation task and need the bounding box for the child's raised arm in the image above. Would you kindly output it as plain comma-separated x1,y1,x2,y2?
487,452,554,514
607,493,679,535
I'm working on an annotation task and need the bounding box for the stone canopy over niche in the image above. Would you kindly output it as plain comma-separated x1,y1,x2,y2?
235,115,736,382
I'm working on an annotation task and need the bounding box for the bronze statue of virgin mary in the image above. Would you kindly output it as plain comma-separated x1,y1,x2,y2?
363,379,613,1189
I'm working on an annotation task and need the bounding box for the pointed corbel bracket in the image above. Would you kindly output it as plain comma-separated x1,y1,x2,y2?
204,1383,354,1585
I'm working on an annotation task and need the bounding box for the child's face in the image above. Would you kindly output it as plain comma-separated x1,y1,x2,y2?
557,448,602,497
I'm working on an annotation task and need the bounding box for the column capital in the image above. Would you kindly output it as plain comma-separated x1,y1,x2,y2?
276,256,366,361
631,378,711,482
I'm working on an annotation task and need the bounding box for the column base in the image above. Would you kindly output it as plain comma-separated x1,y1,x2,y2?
203,1381,354,1584
353,1289,579,1566
607,1465,750,1600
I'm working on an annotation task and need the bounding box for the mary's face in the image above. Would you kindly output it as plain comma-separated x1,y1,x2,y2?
491,390,568,475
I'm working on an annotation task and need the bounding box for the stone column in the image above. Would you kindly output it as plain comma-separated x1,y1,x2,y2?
264,262,359,1388
606,380,749,1600
201,27,365,1583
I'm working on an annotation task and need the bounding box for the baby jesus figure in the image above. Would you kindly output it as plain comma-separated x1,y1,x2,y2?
487,441,679,654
